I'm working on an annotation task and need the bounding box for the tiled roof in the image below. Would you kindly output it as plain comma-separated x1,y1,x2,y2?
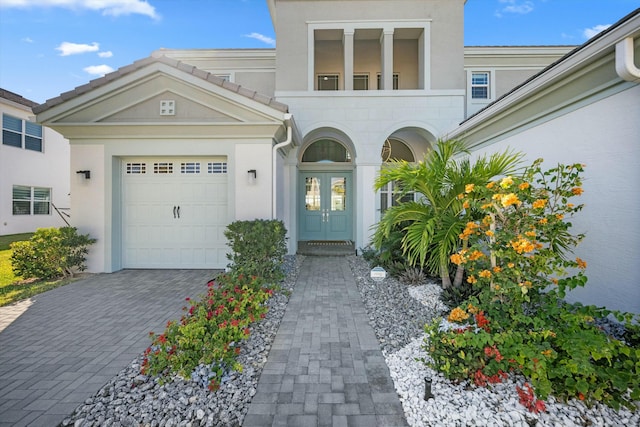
33,53,289,115
0,88,39,109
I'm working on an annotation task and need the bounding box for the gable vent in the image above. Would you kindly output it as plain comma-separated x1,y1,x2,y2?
160,100,175,116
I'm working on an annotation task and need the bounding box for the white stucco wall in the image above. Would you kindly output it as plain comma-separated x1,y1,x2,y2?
0,101,70,236
278,91,464,252
467,85,640,314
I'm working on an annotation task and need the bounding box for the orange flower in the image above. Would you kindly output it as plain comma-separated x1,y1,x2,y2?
465,183,475,193
463,200,470,209
538,218,548,225
500,193,521,207
525,230,536,237
479,270,492,279
493,266,502,273
556,214,564,220
572,187,584,195
510,236,535,254
532,199,547,209
469,250,485,261
467,275,477,284
576,257,587,269
448,307,470,323
519,182,530,190
486,181,496,189
507,262,515,268
485,230,494,237
541,349,552,357
450,253,464,265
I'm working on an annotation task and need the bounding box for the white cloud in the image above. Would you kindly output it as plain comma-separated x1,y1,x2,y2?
244,32,275,46
83,64,115,76
56,41,99,56
98,51,113,58
0,0,160,20
495,0,534,17
21,37,34,43
583,24,611,39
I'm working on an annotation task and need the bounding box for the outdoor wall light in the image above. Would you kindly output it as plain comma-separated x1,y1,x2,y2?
247,169,257,184
76,170,91,179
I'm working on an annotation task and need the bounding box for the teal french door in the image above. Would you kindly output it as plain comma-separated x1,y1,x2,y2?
299,172,352,241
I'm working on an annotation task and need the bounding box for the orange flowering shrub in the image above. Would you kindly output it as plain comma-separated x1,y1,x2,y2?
425,159,640,412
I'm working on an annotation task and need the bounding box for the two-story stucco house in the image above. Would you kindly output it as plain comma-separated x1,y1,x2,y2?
33,1,639,313
1,89,70,236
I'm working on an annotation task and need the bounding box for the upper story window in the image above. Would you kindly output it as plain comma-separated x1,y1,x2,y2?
354,74,369,90
471,72,490,99
13,185,50,215
377,73,399,90
317,74,339,91
2,114,43,152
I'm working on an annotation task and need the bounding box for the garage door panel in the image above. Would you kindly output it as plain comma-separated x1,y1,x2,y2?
122,157,229,269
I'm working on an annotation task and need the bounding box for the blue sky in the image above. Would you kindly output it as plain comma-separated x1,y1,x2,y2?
0,0,638,104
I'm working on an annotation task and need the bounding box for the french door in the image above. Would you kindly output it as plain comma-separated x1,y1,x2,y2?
299,171,352,241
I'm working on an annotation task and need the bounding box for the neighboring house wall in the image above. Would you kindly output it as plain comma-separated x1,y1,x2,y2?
0,90,70,236
448,14,640,313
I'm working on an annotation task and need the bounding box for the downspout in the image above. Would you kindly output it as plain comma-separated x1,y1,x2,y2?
272,114,293,218
615,37,640,82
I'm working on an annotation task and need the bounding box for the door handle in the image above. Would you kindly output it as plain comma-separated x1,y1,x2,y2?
177,206,180,219
173,206,177,218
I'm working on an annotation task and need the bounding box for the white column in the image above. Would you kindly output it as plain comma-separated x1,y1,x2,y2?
343,29,355,91
381,28,394,90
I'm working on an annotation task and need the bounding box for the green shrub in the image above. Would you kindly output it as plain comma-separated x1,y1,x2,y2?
10,227,96,280
224,219,287,283
143,273,273,391
425,160,640,412
362,225,414,277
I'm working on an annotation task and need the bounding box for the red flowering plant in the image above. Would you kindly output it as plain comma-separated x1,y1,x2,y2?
142,272,273,391
425,159,640,412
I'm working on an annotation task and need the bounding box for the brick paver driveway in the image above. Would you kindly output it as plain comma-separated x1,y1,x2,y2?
0,269,217,427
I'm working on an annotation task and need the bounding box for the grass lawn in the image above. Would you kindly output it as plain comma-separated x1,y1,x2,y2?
0,232,77,307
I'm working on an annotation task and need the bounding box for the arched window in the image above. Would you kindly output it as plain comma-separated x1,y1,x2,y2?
380,138,415,213
302,139,352,163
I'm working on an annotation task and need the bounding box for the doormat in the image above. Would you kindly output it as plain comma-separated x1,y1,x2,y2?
306,240,352,246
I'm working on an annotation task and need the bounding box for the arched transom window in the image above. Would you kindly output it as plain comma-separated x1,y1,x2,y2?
302,139,352,163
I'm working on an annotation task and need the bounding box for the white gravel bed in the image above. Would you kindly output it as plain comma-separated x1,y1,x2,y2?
347,256,640,427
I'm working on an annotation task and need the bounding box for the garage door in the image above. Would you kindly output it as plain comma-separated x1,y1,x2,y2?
122,158,229,269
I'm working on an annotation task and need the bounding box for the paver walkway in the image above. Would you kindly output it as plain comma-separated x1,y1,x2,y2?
0,269,216,427
244,256,409,426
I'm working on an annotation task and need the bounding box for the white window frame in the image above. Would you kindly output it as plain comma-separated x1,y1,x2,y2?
2,113,43,152
353,74,369,90
317,74,340,91
12,185,51,215
470,71,490,100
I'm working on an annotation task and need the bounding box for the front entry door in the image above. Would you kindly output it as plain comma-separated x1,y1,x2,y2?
299,172,352,241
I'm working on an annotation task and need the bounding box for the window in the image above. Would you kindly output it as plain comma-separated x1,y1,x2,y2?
208,162,228,174
471,72,490,99
380,139,415,213
302,139,352,163
377,73,399,90
380,181,414,213
126,162,146,174
153,162,173,174
353,74,369,90
317,74,339,91
2,114,43,152
12,185,50,215
181,162,201,174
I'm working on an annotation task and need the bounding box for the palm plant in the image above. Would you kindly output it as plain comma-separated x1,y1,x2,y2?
373,139,523,288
